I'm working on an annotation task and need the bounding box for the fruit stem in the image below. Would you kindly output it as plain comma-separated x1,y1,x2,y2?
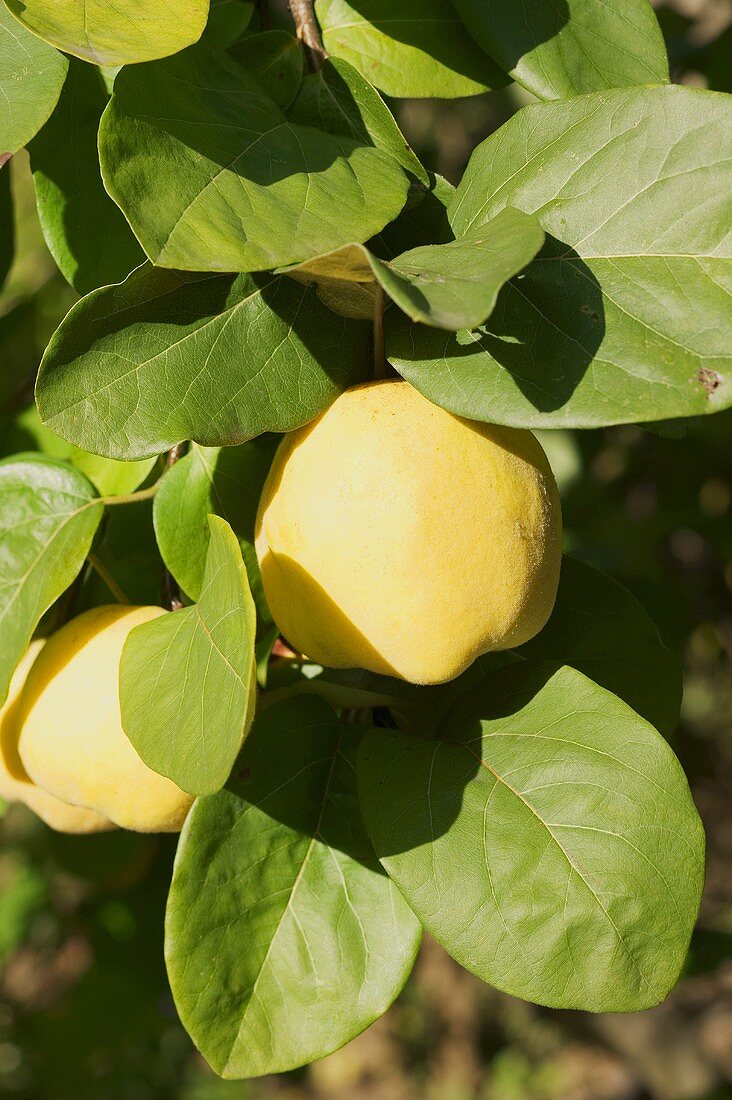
87,552,131,605
373,284,386,379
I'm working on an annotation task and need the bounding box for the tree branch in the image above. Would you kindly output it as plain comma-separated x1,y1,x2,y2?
289,0,326,71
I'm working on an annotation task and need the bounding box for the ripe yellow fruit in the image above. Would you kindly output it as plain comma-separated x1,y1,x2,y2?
18,606,194,833
0,641,114,834
255,380,562,685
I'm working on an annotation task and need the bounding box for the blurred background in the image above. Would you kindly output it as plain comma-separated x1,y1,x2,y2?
1,1,730,1096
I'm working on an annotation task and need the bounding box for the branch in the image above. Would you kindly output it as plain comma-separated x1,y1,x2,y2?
289,0,326,71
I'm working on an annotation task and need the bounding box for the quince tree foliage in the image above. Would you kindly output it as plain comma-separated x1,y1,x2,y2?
0,0,729,1079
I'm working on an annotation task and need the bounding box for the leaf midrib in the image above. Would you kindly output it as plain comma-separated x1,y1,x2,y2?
459,738,653,993
222,730,343,1075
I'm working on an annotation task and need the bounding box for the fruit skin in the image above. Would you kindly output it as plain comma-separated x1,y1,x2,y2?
0,641,114,834
18,606,194,833
255,380,562,685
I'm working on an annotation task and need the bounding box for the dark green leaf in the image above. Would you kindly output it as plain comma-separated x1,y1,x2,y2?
166,695,422,1077
36,264,370,460
28,60,144,294
359,662,705,1012
120,516,256,796
389,86,732,426
432,555,682,735
371,175,455,259
520,556,681,735
315,0,507,98
98,42,410,272
206,0,253,48
230,30,303,108
0,454,103,704
78,499,160,609
3,0,209,65
153,438,277,636
0,4,68,154
452,0,668,100
288,56,428,185
265,658,433,715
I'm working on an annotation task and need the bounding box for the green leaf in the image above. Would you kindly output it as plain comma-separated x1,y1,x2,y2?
0,4,68,154
520,556,681,735
0,164,12,291
359,662,705,1012
389,86,732,427
452,0,668,100
205,0,253,48
153,439,276,633
229,30,303,109
166,695,422,1077
120,516,256,796
371,210,544,330
78,498,160,609
98,42,410,272
28,60,145,295
371,175,455,258
283,208,543,331
0,454,103,705
3,0,209,65
288,56,428,186
36,264,369,460
315,0,507,98
8,404,156,495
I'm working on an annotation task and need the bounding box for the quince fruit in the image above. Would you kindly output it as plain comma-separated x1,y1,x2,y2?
18,606,193,832
255,381,562,685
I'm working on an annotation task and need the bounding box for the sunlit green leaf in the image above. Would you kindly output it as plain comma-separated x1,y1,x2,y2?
315,0,507,98
283,208,542,330
98,42,410,272
36,264,370,460
167,695,422,1077
0,454,103,704
153,438,276,625
452,0,668,100
389,86,732,426
3,0,209,65
359,662,705,1012
120,516,256,796
0,4,68,154
371,210,544,329
288,56,429,185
